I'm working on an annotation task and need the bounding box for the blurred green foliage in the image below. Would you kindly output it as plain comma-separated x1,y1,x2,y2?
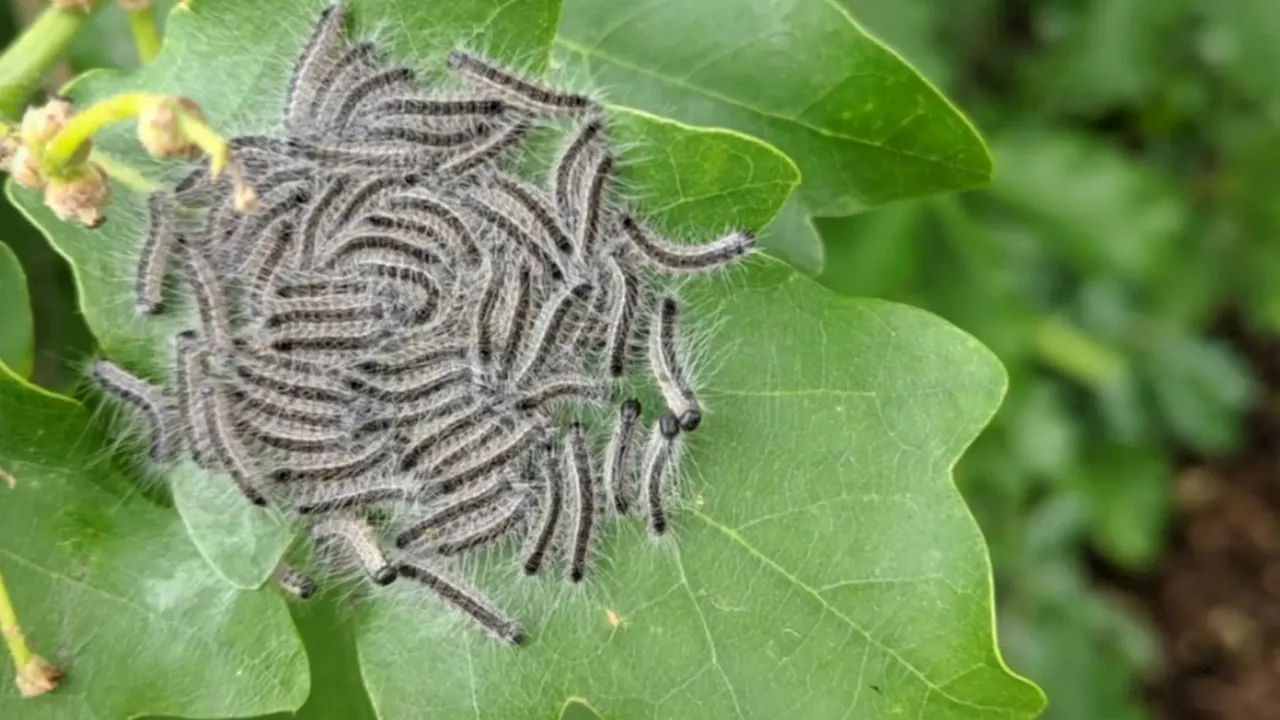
4,1,1277,717
827,1,1277,717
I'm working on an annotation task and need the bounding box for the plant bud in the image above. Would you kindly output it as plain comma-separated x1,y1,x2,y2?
8,146,44,189
137,96,204,159
44,162,110,228
19,97,73,147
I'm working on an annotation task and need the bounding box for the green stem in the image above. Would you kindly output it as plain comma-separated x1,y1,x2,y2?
126,8,161,64
1034,316,1126,388
0,566,33,674
39,91,155,176
0,1,109,120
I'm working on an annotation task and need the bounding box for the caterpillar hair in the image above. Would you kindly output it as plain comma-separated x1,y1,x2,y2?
228,181,310,262
431,419,547,496
565,423,596,582
175,236,235,350
553,117,604,225
281,136,445,170
323,230,446,271
275,276,370,299
619,215,756,274
351,254,443,298
323,173,415,238
173,331,213,463
393,473,513,548
644,412,682,535
432,491,530,556
605,399,642,515
425,420,519,481
577,150,614,259
370,96,506,119
470,259,505,372
298,173,353,268
513,376,607,413
309,40,381,120
460,195,565,282
649,295,701,432
494,261,533,383
353,385,474,436
363,122,495,150
261,317,388,353
261,295,384,332
136,193,177,315
447,50,594,117
383,192,482,268
250,162,316,191
330,66,418,131
513,279,593,385
396,560,525,645
487,174,574,255
355,341,468,377
312,514,397,585
344,364,470,405
240,411,347,453
244,215,299,317
199,384,269,506
270,436,391,483
521,441,562,575
230,384,349,428
91,359,174,463
397,401,494,472
285,4,350,133
291,478,407,515
434,113,533,178
605,257,640,378
271,565,318,600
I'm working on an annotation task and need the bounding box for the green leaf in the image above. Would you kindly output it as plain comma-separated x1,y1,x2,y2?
7,1,1037,717
554,0,992,273
356,259,1043,719
169,460,295,589
0,240,33,378
0,367,308,718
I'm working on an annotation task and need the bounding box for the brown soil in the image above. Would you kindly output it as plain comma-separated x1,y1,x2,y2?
1133,325,1280,719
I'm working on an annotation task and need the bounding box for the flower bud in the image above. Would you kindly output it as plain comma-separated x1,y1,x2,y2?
8,146,45,189
44,162,110,228
19,97,73,146
137,96,204,159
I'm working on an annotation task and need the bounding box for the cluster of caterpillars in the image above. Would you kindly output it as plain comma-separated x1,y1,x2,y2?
92,4,754,644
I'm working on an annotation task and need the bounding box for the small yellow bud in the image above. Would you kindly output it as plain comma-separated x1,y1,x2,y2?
137,96,204,159
8,146,45,189
44,163,111,228
50,0,93,13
